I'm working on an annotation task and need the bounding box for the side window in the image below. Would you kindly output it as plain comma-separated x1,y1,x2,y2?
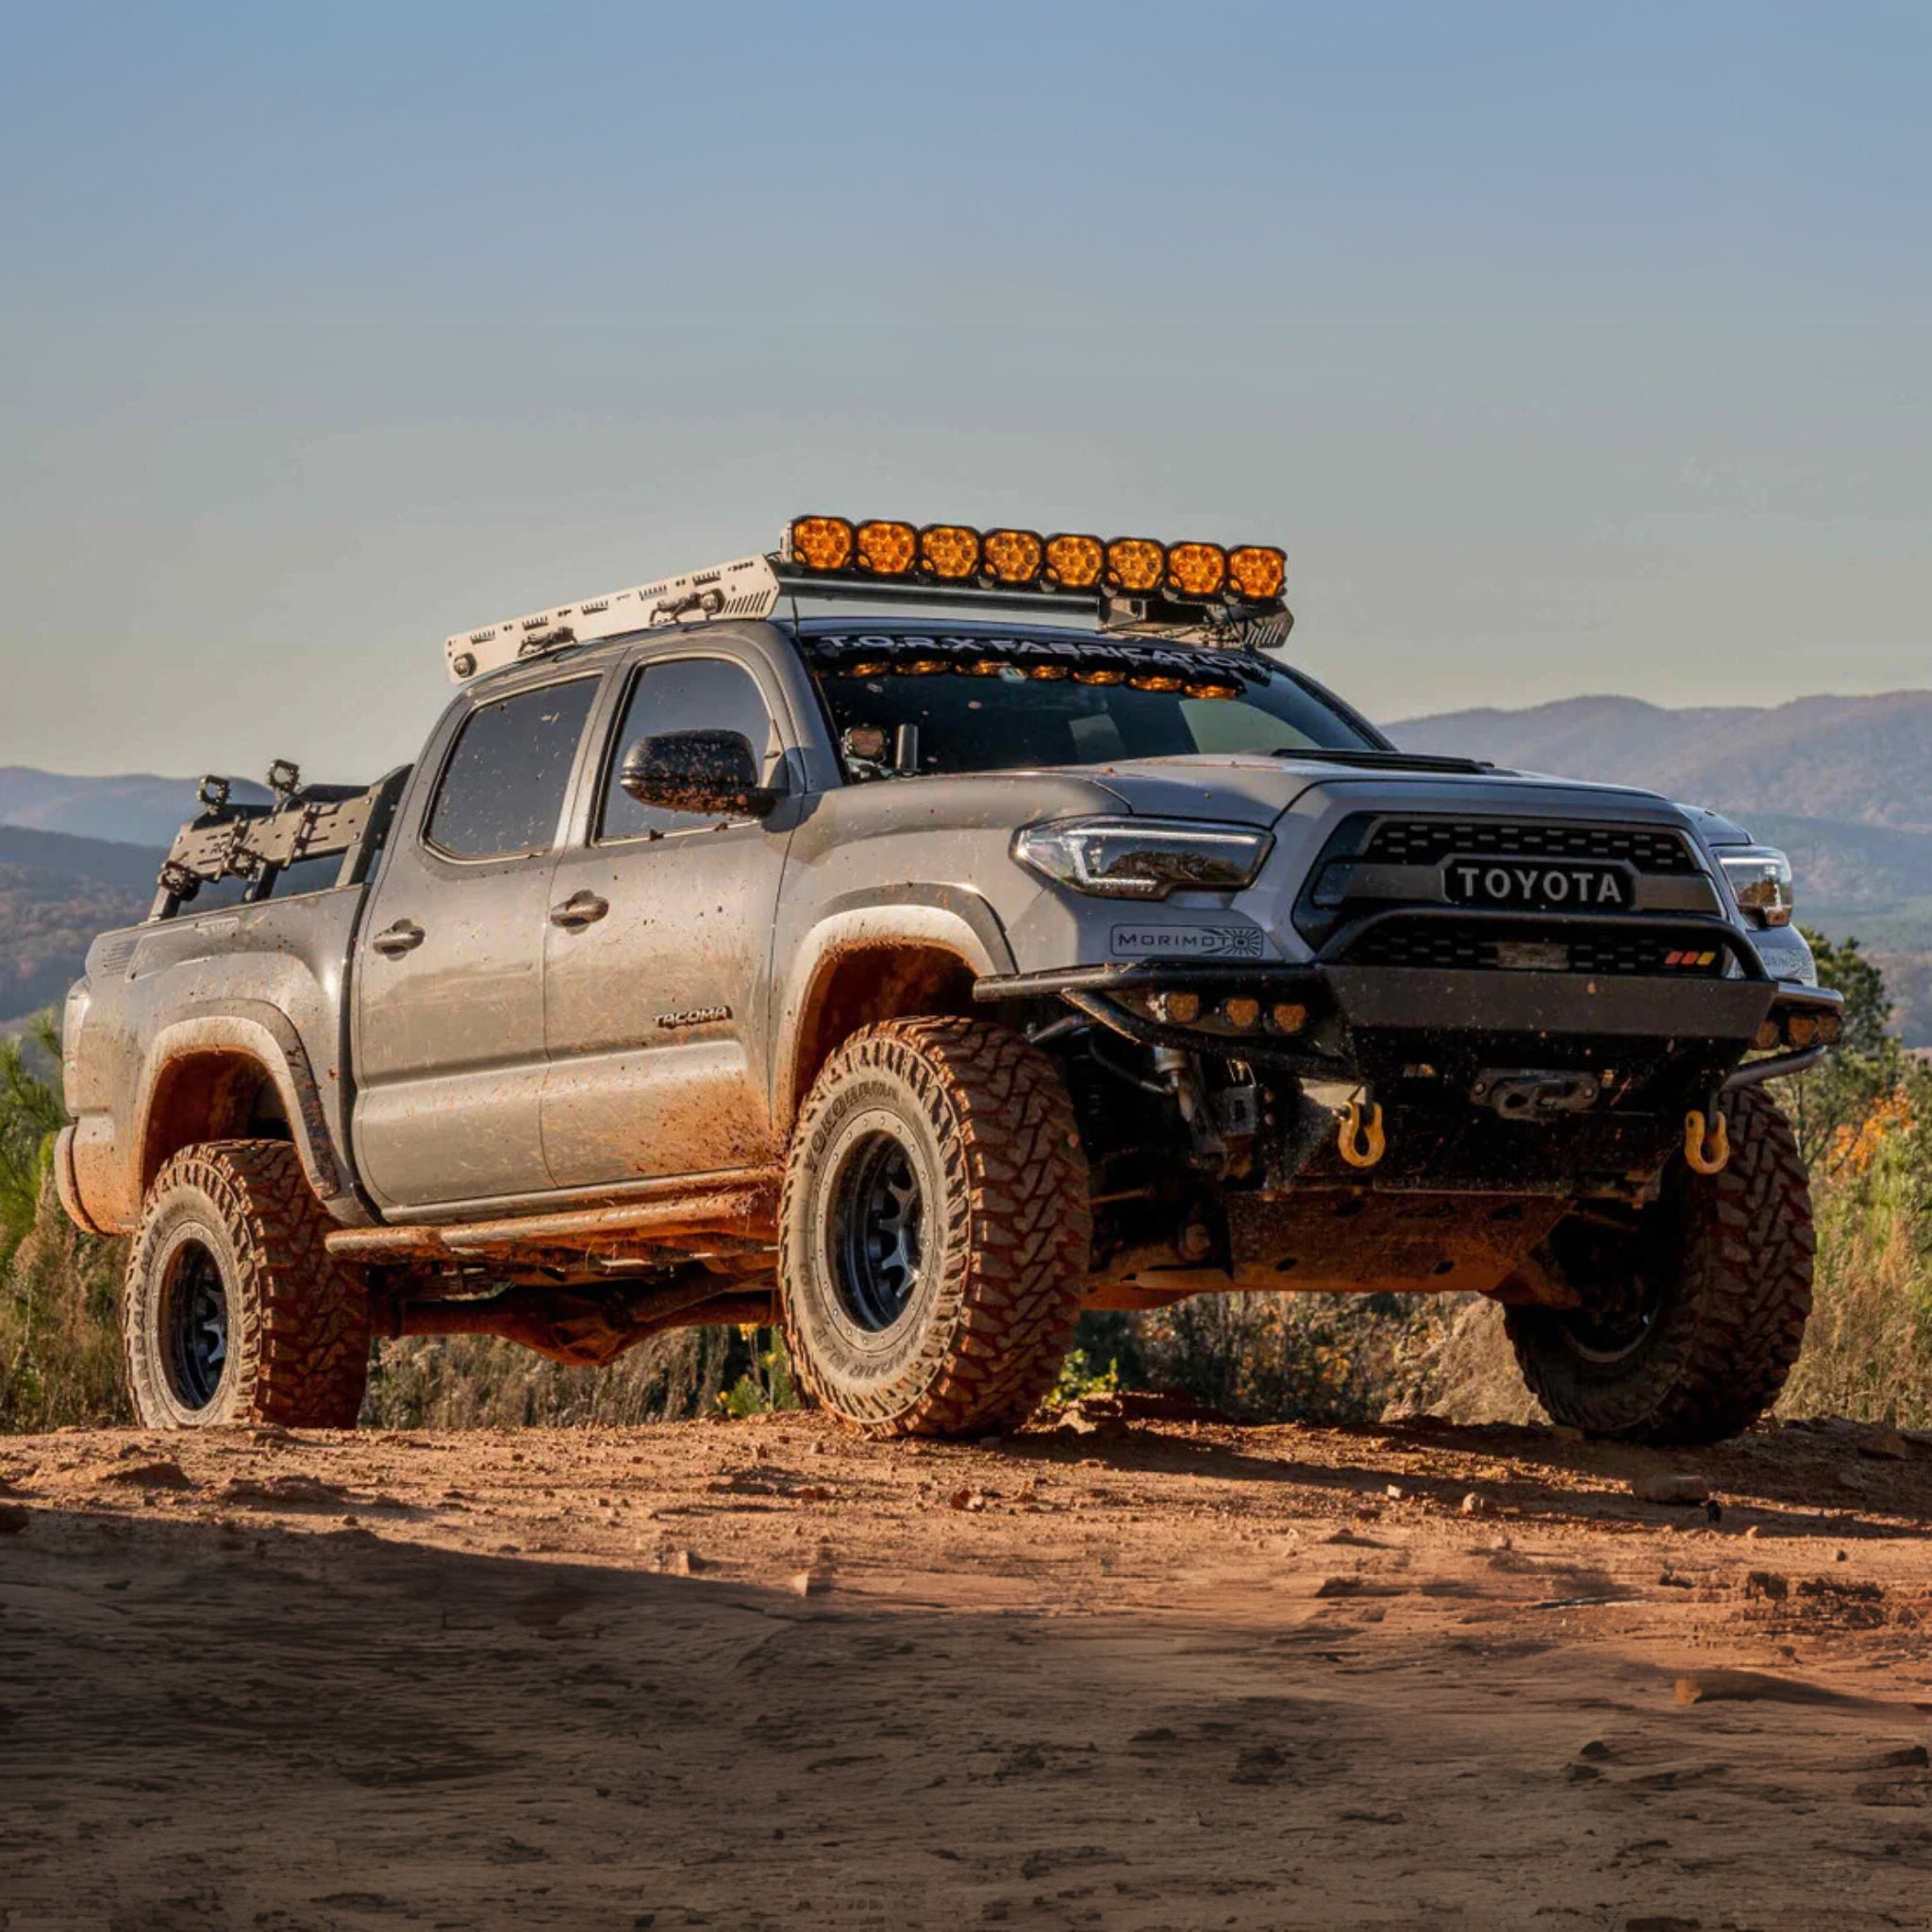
598,657,778,841
425,678,598,860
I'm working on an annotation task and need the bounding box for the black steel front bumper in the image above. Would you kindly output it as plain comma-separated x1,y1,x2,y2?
974,946,1843,1086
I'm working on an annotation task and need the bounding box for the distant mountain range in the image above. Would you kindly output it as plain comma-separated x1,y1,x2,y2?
1391,691,1932,1042
0,825,163,1027
2,702,1928,1040
1390,690,1932,914
1391,691,1932,834
0,767,269,848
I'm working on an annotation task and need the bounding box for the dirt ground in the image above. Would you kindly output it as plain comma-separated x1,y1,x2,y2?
4,1407,1931,1932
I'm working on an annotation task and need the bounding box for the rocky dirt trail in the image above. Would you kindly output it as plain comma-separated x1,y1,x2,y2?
3,1407,1930,1932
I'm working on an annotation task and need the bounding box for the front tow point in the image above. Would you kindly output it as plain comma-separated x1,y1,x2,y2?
1338,1097,1387,1170
1684,1108,1731,1175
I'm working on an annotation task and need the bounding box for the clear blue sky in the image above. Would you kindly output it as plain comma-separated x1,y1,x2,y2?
2,1,1926,778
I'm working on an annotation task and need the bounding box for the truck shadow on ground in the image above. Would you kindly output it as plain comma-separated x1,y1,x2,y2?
5,1491,1932,1932
993,1415,1932,1542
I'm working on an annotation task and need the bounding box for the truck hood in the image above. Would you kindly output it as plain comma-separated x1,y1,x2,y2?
1084,752,1690,830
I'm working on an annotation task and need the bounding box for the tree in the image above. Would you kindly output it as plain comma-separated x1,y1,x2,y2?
1790,931,1913,1170
0,1013,66,1260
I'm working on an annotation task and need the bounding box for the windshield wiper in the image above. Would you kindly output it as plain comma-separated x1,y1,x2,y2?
1269,746,1497,774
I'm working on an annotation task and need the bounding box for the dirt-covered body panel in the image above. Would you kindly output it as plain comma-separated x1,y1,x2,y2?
62,885,369,1233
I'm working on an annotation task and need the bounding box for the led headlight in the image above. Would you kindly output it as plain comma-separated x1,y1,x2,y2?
1012,817,1274,900
1720,847,1794,928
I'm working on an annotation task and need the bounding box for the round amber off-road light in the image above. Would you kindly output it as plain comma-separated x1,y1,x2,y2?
856,520,917,575
1222,996,1261,1031
1043,533,1105,590
1154,991,1202,1025
983,527,1044,584
1106,538,1165,594
1227,544,1287,601
920,524,981,580
790,515,855,572
1166,541,1228,598
1271,1002,1308,1035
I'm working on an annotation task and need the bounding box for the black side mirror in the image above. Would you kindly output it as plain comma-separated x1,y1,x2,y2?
618,730,779,820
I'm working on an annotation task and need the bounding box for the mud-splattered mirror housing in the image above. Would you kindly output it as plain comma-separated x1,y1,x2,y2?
618,730,778,820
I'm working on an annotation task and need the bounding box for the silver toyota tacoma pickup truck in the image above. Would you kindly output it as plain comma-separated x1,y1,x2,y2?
55,516,1842,1443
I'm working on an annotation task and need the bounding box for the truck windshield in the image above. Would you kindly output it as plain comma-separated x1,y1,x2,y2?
802,631,1376,777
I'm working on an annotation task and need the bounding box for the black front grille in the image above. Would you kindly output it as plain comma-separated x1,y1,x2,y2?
1345,919,1729,977
1362,819,1696,874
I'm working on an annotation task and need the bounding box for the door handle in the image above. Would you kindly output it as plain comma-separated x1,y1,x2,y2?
549,891,610,931
370,919,425,958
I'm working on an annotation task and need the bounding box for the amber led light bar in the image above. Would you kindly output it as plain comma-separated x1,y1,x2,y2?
446,518,1291,684
784,516,1286,608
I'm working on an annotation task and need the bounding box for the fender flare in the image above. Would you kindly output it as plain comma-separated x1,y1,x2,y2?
133,1006,366,1221
772,887,1017,1130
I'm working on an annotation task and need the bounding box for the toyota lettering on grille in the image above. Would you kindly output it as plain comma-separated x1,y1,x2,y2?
1444,859,1633,912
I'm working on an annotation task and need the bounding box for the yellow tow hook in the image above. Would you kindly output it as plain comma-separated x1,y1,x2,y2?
1339,1097,1387,1170
1684,1108,1730,1175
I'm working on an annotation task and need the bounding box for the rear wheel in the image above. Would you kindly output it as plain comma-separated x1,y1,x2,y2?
779,1018,1091,1437
124,1141,370,1428
1505,1086,1814,1445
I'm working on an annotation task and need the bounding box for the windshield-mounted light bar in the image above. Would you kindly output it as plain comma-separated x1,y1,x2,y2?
444,517,1293,683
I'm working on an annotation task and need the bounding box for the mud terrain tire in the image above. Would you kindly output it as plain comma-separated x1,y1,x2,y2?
1505,1087,1814,1445
779,1018,1091,1437
124,1141,370,1428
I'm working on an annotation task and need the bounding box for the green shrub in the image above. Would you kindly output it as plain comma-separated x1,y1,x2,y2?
0,1015,65,1260
0,1184,128,1431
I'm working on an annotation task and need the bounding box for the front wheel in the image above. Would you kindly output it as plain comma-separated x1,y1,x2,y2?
778,1018,1091,1437
124,1141,371,1428
1504,1086,1815,1445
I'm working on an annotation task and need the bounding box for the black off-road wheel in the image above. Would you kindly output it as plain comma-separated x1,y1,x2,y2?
779,1018,1091,1437
124,1141,371,1428
1504,1086,1814,1445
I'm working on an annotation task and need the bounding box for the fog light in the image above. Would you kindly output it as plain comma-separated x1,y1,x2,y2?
1787,1013,1819,1048
1271,1002,1308,1035
983,527,1044,584
919,524,981,580
1228,544,1287,601
1165,541,1227,598
1754,1019,1781,1052
1106,538,1165,593
856,519,917,575
1154,991,1202,1025
1222,996,1260,1030
1817,1010,1842,1045
789,515,856,571
1043,533,1105,590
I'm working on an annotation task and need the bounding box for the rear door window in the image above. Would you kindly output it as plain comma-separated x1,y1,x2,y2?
425,678,599,860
